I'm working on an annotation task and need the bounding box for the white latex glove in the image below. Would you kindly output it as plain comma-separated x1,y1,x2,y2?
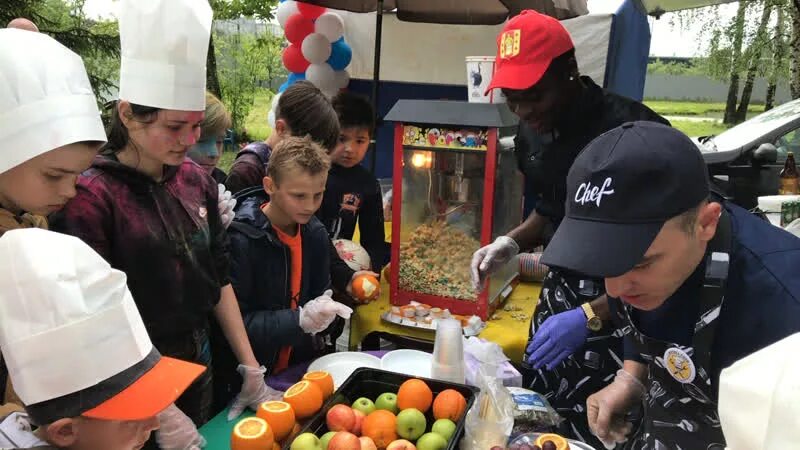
587,369,646,448
470,236,519,291
155,404,206,450
217,184,236,229
346,270,381,302
299,290,353,334
227,365,284,420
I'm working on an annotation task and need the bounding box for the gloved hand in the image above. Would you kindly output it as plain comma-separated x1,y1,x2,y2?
227,365,284,420
217,184,236,229
299,290,353,334
526,307,589,370
155,404,206,450
470,236,520,291
587,369,646,448
346,270,381,303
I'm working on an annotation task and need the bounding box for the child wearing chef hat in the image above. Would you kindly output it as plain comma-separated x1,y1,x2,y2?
0,228,206,450
0,28,107,409
50,0,278,448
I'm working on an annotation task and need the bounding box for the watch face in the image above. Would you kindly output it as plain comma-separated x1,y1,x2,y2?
588,317,603,331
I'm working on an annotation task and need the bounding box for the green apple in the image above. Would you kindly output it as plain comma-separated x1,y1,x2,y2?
416,432,448,450
375,392,399,414
290,432,322,450
431,419,456,442
396,408,426,441
352,397,377,415
319,431,337,450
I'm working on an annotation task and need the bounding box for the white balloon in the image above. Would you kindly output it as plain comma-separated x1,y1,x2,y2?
276,1,299,29
301,33,332,65
305,63,337,92
267,109,276,129
271,92,282,109
314,12,345,43
334,70,350,89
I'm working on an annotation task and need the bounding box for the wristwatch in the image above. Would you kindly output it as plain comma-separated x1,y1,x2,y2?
581,302,603,332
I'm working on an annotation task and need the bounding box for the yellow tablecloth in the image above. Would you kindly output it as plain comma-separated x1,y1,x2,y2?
349,281,541,363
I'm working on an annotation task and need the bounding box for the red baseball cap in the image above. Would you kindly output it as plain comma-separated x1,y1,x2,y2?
485,10,574,94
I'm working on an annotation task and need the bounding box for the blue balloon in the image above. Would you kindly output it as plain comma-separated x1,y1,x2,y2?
287,72,306,85
327,39,352,71
278,81,289,93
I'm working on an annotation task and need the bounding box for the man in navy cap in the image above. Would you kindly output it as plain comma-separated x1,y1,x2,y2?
541,121,800,448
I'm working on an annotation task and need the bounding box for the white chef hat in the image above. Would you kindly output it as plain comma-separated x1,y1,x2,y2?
0,29,106,175
118,0,213,111
0,228,204,425
719,332,800,449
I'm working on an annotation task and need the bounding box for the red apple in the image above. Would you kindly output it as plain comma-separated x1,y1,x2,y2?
386,439,417,450
328,431,361,450
359,436,378,450
352,409,366,435
326,404,357,432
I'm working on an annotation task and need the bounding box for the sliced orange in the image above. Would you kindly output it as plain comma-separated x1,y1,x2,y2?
231,416,274,450
303,370,334,400
256,401,296,442
535,433,571,450
283,380,324,419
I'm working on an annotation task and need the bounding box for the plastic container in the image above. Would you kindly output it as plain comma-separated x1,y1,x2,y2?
284,367,479,450
758,195,800,226
465,56,506,104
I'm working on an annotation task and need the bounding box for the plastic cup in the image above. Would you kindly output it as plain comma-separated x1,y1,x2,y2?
432,319,465,383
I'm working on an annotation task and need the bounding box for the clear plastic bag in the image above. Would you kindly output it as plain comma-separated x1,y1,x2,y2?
461,365,515,449
508,387,562,428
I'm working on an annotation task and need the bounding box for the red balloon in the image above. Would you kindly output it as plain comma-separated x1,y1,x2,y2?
284,14,314,44
282,44,310,74
297,2,327,19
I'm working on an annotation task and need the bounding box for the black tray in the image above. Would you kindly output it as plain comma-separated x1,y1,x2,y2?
283,367,480,450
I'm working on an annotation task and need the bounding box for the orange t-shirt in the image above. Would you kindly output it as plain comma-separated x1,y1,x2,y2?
273,223,302,373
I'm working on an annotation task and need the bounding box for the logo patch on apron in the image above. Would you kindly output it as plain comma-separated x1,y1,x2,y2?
664,347,696,384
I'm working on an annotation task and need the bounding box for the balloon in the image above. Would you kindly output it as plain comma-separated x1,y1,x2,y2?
282,44,310,73
327,39,352,71
278,81,289,93
305,63,336,92
301,33,332,64
334,70,351,89
268,110,276,129
284,13,314,44
315,12,344,43
287,72,306,85
276,1,298,28
297,2,326,19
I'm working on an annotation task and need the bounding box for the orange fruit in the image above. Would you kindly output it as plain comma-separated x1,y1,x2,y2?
535,433,571,450
256,401,296,442
231,417,274,450
396,379,433,413
303,370,334,400
432,389,467,421
282,422,302,445
272,444,280,450
283,380,323,419
361,410,397,449
352,274,380,302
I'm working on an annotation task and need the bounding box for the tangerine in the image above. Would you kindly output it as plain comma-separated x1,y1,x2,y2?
535,433,571,450
302,370,334,400
231,417,274,450
361,410,397,449
283,380,323,419
432,389,467,421
396,378,433,413
256,401,296,442
352,274,380,302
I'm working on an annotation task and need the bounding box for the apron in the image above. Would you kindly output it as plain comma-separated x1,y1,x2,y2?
614,213,732,450
522,269,625,448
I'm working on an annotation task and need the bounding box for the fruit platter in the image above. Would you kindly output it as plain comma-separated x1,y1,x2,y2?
503,432,597,450
230,367,479,450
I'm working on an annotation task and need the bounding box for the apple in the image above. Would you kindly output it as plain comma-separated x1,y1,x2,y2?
359,436,378,450
328,431,361,450
375,392,399,414
395,408,426,441
352,409,366,435
431,419,456,442
386,439,417,450
326,404,356,432
416,432,448,450
319,431,337,450
352,397,377,415
290,432,322,450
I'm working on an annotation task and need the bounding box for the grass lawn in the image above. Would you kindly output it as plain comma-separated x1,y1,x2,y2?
645,100,764,117
670,119,730,138
218,88,273,173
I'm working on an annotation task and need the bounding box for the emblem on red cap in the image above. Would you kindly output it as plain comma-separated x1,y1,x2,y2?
499,29,521,59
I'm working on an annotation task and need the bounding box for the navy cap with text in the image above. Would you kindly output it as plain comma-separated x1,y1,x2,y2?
541,121,710,278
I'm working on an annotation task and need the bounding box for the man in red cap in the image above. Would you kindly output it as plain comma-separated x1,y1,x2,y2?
470,9,668,446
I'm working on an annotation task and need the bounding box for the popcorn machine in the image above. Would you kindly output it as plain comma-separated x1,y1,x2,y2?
385,100,522,320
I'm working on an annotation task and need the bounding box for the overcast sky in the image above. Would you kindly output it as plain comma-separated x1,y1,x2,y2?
81,0,738,57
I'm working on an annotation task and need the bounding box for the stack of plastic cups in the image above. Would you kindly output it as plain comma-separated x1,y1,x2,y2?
432,319,466,384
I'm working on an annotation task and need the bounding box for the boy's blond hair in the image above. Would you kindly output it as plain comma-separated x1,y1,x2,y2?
200,92,232,140
267,136,331,185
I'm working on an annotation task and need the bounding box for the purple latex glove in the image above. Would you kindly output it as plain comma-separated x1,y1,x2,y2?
526,307,589,370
